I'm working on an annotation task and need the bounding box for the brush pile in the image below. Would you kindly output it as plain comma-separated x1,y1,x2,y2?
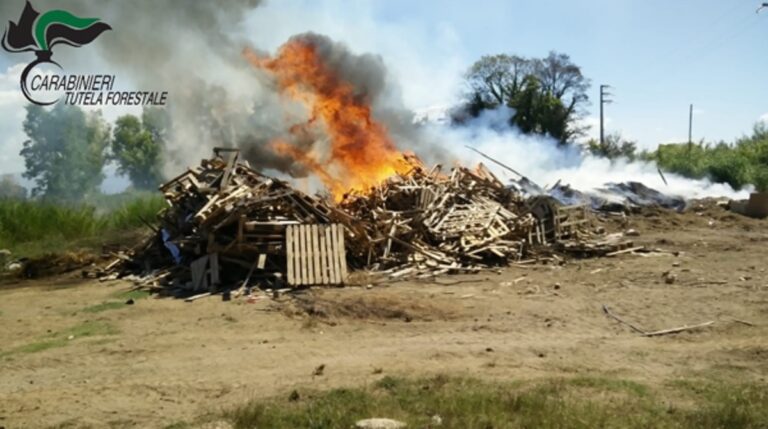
101,149,630,293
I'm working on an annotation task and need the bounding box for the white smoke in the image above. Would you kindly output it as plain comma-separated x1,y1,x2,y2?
421,107,750,200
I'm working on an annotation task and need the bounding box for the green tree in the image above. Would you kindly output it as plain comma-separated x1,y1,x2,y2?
20,104,109,201
464,54,532,109
111,107,168,190
534,51,590,138
458,51,590,144
587,132,638,161
649,123,768,191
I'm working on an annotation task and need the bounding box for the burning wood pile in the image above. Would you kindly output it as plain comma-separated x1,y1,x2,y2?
101,149,627,294
340,164,536,279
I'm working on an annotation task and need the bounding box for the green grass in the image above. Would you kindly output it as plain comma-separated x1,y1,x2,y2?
80,289,151,313
218,375,768,429
113,289,151,301
0,193,165,257
0,320,118,359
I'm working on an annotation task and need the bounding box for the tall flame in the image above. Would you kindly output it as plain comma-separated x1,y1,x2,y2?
244,38,416,199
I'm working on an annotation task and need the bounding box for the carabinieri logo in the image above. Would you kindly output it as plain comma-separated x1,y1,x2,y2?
1,1,111,105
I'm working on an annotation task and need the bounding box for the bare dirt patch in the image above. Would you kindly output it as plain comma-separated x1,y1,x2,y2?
282,289,462,322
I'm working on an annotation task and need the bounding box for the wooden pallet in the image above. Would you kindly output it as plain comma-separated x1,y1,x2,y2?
286,224,348,286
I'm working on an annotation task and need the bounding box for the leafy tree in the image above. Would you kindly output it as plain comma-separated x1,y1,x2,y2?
464,54,532,108
649,123,768,191
0,174,27,200
20,104,109,201
111,107,168,190
458,51,590,144
586,132,637,161
535,52,590,120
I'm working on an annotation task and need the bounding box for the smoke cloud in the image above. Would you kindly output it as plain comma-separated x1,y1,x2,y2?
0,1,437,181
427,107,750,200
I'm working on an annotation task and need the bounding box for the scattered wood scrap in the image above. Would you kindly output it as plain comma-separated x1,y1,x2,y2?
602,304,714,337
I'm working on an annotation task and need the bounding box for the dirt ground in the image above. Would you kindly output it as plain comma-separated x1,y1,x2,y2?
1,203,767,428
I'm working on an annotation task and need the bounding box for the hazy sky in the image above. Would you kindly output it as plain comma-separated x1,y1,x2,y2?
0,0,766,180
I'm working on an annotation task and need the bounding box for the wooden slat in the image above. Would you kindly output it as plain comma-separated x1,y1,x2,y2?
334,224,343,284
306,225,315,285
285,227,296,285
299,225,307,285
307,225,313,284
318,226,328,285
330,224,342,284
337,226,348,282
286,226,294,285
312,225,320,284
257,253,267,270
326,225,338,284
312,225,321,284
301,225,313,285
323,225,333,284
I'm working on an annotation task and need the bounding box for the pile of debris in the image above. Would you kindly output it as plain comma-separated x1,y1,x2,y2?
104,148,356,293
547,181,687,213
101,149,631,294
342,164,570,279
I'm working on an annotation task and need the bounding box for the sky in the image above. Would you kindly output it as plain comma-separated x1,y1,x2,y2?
0,0,766,186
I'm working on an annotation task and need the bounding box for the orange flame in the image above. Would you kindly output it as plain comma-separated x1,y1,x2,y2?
244,39,416,200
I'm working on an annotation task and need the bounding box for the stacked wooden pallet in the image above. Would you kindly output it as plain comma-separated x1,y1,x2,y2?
286,224,348,286
102,148,632,292
338,164,541,279
106,148,352,292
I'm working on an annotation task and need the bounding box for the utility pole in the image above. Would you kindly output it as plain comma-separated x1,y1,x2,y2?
688,104,694,150
599,85,613,146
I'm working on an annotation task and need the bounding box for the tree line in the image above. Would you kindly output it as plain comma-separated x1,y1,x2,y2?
11,104,168,202
453,51,590,145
